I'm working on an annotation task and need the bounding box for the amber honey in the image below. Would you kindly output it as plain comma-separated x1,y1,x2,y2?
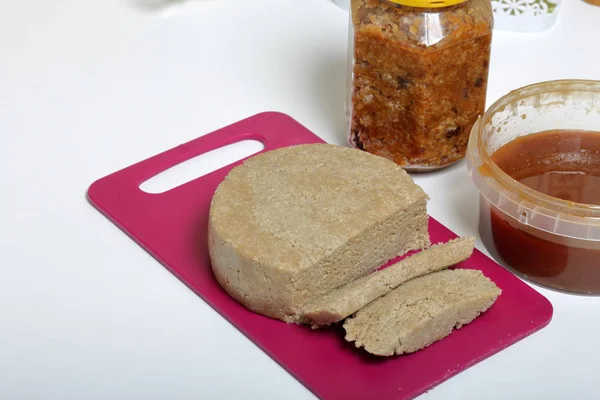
488,130,600,293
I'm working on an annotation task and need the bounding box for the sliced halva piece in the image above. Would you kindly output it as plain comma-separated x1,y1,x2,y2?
344,269,501,356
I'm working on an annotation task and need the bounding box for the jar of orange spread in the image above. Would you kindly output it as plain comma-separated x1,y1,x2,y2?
347,0,493,171
467,80,600,295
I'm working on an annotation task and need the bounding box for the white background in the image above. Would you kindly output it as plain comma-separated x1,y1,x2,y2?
2,0,600,399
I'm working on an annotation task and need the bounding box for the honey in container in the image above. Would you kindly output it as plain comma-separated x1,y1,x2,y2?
467,80,600,295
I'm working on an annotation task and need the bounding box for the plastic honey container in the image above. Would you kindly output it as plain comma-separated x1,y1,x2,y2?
467,80,600,295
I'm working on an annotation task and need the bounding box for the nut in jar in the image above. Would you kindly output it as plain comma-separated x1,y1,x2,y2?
347,0,494,171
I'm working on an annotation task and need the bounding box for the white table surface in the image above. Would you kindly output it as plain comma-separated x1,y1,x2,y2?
2,1,600,399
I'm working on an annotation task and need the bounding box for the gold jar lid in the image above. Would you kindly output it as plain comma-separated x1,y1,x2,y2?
387,0,467,8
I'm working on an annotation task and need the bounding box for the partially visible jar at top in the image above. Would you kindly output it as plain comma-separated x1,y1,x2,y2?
347,0,493,171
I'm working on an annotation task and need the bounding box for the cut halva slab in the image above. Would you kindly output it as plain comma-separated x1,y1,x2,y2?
208,143,430,323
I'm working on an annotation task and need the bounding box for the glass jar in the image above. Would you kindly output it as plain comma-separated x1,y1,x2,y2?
466,80,600,295
346,0,494,171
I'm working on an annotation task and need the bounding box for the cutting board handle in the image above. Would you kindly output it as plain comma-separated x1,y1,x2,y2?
96,112,315,197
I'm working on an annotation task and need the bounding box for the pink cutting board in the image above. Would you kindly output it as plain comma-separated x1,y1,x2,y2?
88,112,553,400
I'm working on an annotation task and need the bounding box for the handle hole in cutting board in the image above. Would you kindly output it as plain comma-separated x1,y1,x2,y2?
139,139,264,194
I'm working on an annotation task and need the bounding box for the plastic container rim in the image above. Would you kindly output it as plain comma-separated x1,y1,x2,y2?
467,79,600,237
